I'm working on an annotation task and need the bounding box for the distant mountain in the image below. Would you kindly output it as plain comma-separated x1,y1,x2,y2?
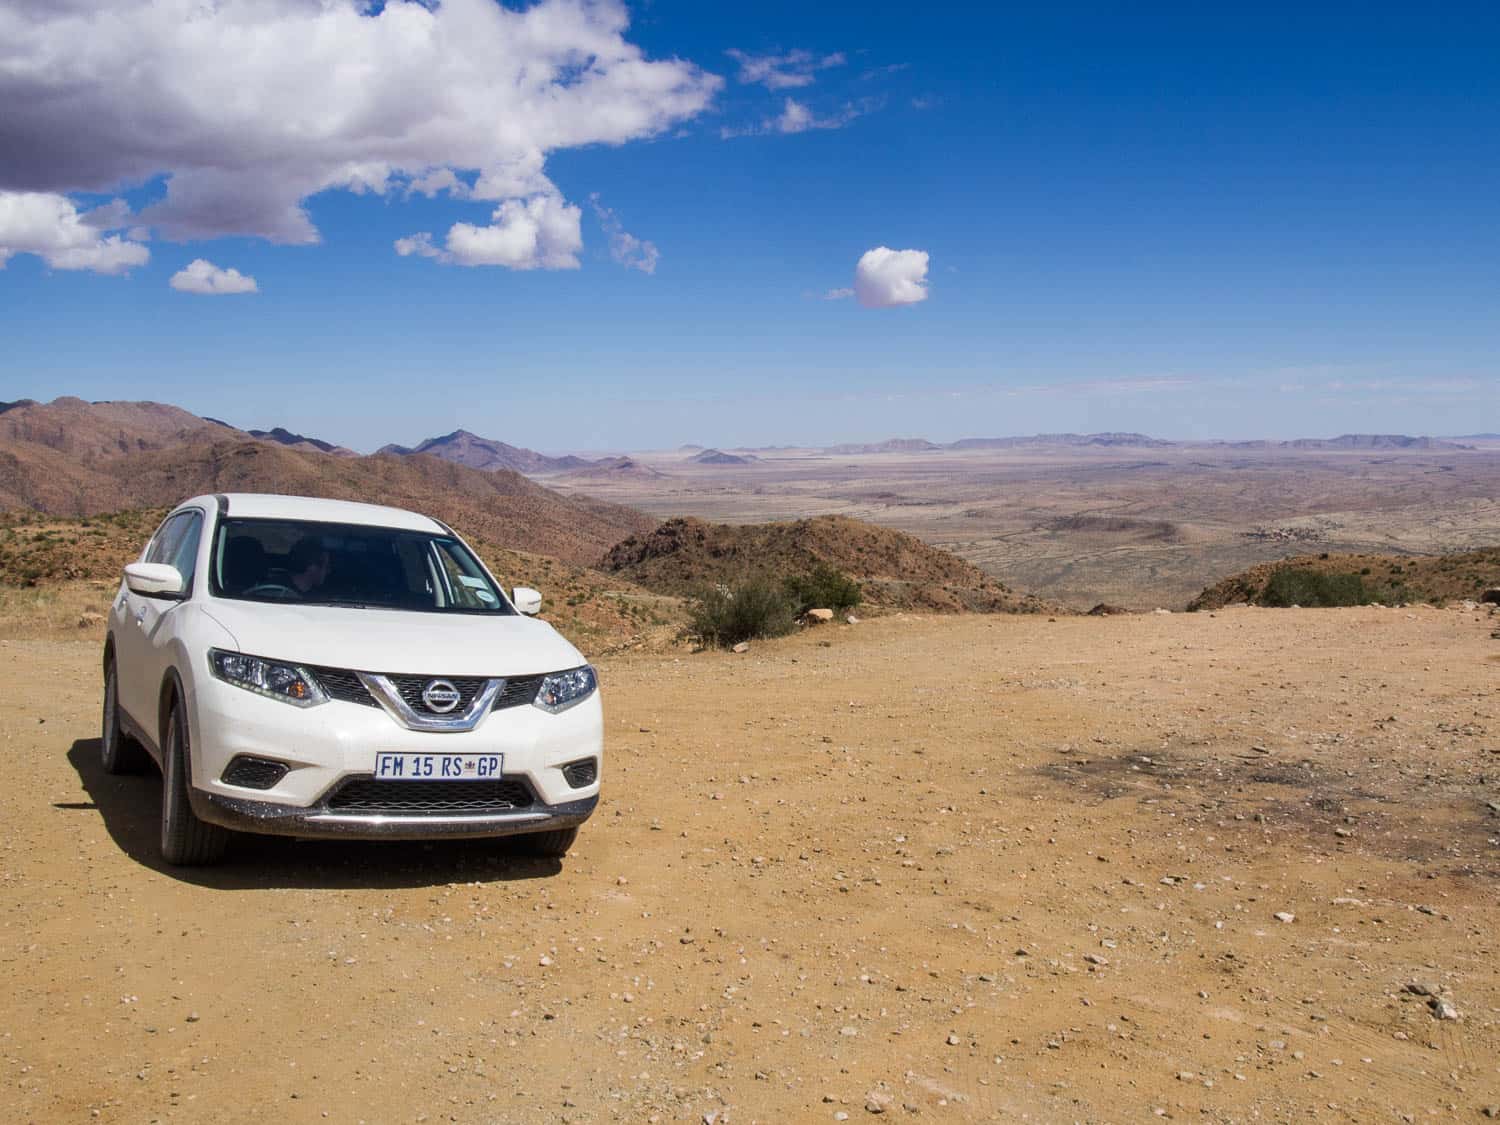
691,448,756,465
1281,434,1471,451
1221,434,1473,451
947,433,1173,450
377,429,591,474
247,427,356,457
0,398,654,567
824,438,942,455
677,443,704,452
560,456,666,481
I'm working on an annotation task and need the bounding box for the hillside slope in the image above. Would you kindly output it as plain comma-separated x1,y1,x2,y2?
600,514,1055,613
0,400,656,567
1188,547,1500,610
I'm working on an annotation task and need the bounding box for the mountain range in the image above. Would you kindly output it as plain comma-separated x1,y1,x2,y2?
0,398,651,566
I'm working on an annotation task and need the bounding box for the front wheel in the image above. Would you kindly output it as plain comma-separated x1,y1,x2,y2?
100,658,148,775
160,702,230,866
510,826,578,858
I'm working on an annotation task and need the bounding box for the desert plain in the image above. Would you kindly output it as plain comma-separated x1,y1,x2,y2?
3,601,1498,1122
542,442,1500,610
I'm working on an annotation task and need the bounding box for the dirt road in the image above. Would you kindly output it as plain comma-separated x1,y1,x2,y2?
3,606,1498,1122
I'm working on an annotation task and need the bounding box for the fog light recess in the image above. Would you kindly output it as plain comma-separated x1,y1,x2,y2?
561,758,598,788
222,755,289,790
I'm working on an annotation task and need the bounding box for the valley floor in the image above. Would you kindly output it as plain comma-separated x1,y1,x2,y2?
3,606,1498,1122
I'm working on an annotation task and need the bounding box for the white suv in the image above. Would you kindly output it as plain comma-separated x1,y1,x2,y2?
102,493,602,865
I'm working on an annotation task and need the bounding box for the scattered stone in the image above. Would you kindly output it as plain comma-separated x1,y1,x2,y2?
1429,998,1460,1021
1251,744,1271,754
845,614,860,624
1274,912,1296,923
1083,953,1108,966
865,1090,893,1114
946,1033,961,1046
185,1012,199,1023
77,612,104,629
1404,981,1439,997
731,642,750,654
805,608,834,623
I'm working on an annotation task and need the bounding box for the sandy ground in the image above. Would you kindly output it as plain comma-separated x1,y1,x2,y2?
3,606,1499,1123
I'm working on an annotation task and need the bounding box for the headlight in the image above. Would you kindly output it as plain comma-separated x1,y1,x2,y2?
208,649,327,707
533,665,598,714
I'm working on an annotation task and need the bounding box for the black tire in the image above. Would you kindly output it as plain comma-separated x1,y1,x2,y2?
510,826,578,858
159,701,230,866
100,657,148,775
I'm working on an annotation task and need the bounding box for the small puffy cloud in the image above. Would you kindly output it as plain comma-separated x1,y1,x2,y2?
169,258,258,295
401,193,582,270
589,195,659,274
853,247,929,308
726,48,845,90
394,233,443,259
0,191,148,274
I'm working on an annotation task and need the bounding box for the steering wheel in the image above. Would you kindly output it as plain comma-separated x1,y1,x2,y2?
243,582,301,599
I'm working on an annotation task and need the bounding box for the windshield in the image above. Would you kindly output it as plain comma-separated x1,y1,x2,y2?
209,517,514,614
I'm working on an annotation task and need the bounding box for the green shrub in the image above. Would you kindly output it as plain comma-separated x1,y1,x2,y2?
687,577,799,647
783,563,863,615
1260,568,1376,608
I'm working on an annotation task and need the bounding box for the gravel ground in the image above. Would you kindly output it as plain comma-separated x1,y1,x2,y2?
2,604,1498,1123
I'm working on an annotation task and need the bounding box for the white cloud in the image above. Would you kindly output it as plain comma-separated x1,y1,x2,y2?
0,0,720,268
394,233,443,259
444,193,582,269
722,97,874,139
726,48,845,90
589,194,659,274
169,258,258,295
853,247,929,308
0,191,148,274
823,287,854,300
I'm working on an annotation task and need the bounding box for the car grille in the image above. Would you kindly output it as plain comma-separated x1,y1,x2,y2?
324,777,536,815
493,675,544,710
388,675,491,715
307,665,378,707
306,668,546,712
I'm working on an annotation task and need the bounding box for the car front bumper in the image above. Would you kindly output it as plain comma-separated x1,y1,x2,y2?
190,790,598,840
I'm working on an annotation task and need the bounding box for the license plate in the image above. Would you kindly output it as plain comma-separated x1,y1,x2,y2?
374,753,503,781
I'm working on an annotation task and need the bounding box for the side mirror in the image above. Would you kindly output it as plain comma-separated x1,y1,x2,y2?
124,562,186,599
512,586,542,615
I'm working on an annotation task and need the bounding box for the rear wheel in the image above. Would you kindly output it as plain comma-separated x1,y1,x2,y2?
510,826,578,858
100,657,148,774
160,701,230,866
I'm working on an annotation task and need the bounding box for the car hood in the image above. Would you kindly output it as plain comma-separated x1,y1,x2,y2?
199,599,587,676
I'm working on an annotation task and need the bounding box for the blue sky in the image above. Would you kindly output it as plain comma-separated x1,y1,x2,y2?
1,0,1496,452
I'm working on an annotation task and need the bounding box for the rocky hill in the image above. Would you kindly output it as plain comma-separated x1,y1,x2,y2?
378,429,589,474
600,514,1055,613
0,400,654,567
561,457,666,481
690,449,756,466
824,438,941,454
1188,547,1500,610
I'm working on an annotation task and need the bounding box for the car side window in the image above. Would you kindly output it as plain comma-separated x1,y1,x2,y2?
145,514,189,567
143,511,203,596
167,512,203,594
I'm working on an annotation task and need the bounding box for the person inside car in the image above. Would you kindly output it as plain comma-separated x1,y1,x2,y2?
288,536,333,596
